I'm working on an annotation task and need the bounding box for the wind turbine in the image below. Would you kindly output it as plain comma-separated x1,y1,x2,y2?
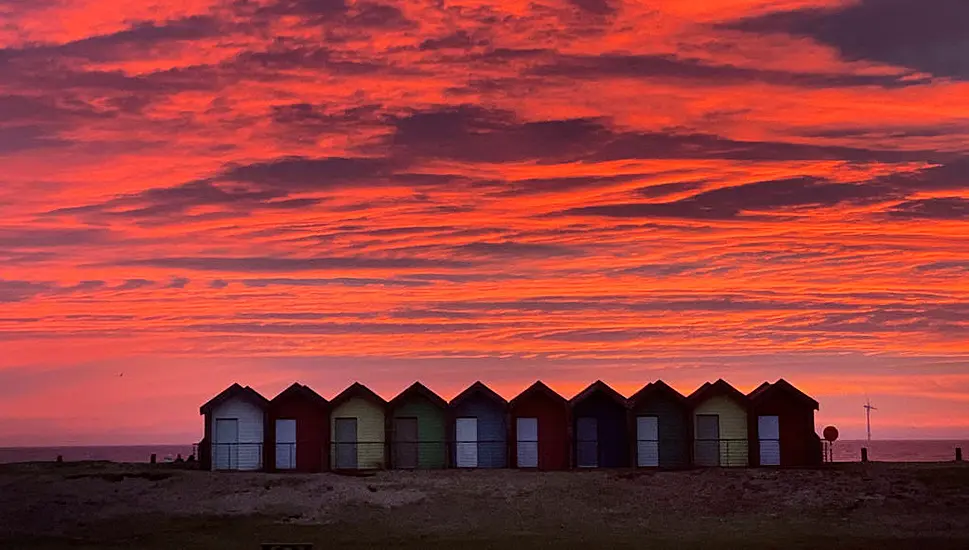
864,397,877,446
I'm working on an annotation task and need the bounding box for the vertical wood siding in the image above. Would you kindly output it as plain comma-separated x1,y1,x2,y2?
510,394,569,470
632,396,690,468
391,397,447,469
330,397,386,469
693,396,748,467
572,394,628,468
209,398,265,471
750,393,821,467
451,395,507,468
267,397,328,472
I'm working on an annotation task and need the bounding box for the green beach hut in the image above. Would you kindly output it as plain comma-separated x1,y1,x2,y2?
388,382,448,469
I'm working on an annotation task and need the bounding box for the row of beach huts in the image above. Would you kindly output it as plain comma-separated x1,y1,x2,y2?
199,379,822,472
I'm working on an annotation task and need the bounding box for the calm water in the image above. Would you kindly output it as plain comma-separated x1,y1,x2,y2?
0,440,965,464
829,440,967,463
0,445,196,464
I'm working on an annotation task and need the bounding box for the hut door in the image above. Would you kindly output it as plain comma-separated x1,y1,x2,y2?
636,416,659,467
394,417,419,469
275,419,297,470
758,416,781,466
214,418,239,470
455,417,478,468
576,417,598,468
334,418,358,469
516,417,539,467
695,414,720,466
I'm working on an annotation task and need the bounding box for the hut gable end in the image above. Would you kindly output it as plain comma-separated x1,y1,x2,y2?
449,381,508,409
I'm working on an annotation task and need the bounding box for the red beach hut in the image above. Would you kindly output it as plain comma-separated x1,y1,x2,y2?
265,383,329,473
747,379,822,467
509,381,570,470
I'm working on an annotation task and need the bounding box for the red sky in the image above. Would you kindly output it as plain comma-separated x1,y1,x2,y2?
2,0,968,445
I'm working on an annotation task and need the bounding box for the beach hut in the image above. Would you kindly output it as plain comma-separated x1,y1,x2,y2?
329,383,387,470
199,383,269,471
688,380,749,467
449,381,508,468
747,379,822,467
627,381,691,468
387,382,448,469
508,381,570,470
569,381,629,468
265,383,328,473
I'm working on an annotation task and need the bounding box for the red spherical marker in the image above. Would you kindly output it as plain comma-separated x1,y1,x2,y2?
823,426,839,442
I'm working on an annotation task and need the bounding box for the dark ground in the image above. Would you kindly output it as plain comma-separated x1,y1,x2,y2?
1,461,967,549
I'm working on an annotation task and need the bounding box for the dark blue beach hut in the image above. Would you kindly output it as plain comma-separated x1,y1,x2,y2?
448,381,508,468
570,380,629,468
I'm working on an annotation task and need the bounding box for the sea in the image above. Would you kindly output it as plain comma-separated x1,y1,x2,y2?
0,440,965,464
0,445,197,464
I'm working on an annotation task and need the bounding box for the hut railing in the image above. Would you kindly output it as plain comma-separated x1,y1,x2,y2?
635,437,691,468
211,442,263,470
390,441,449,469
693,438,749,467
450,440,508,467
329,442,387,470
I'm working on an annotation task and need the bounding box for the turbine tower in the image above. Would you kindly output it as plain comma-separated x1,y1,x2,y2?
864,398,877,445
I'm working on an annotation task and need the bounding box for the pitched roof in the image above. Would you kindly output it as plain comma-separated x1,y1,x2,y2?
199,383,269,415
389,381,447,410
509,380,567,408
628,380,687,407
569,380,627,408
449,381,508,409
686,379,748,408
269,382,328,410
329,382,387,409
748,379,819,409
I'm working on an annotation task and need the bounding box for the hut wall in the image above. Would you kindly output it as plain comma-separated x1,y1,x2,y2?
693,395,748,467
267,398,328,472
750,396,820,467
572,394,628,468
391,398,447,469
632,396,690,468
330,398,386,469
451,395,507,468
209,398,265,471
511,395,569,470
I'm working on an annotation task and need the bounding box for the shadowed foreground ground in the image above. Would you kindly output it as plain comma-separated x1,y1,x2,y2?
1,462,968,549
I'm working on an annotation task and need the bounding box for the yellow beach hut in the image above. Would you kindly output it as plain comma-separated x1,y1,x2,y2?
329,382,387,470
688,380,749,467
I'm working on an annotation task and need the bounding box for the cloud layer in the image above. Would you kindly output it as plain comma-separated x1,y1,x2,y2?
2,0,969,443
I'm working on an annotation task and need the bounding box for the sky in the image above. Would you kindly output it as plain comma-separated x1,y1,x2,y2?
1,0,968,446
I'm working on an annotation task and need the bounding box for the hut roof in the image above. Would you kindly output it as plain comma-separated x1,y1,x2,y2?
509,380,568,408
687,379,748,408
330,382,387,409
748,379,819,410
569,380,628,408
199,383,269,415
628,380,688,407
269,382,328,410
389,381,448,410
449,381,508,409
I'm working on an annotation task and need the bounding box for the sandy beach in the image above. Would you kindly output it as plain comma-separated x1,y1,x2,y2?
1,461,968,549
